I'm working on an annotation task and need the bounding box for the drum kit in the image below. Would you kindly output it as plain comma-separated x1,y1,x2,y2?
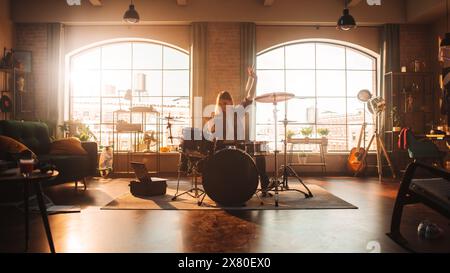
172,92,313,207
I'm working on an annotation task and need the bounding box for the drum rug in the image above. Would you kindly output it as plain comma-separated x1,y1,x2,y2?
102,182,357,210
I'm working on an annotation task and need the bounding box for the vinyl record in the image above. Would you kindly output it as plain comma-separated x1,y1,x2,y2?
0,94,12,113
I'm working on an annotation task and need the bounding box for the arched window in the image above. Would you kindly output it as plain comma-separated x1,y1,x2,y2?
69,41,190,151
256,41,378,152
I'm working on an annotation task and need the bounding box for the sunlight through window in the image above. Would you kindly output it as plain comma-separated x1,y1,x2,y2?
70,41,190,151
256,42,377,152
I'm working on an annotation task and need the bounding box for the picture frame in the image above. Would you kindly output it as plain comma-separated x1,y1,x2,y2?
14,50,32,73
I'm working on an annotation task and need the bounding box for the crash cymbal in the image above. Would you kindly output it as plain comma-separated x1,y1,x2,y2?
255,92,295,104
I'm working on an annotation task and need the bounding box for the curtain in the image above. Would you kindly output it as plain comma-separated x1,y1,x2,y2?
380,24,400,101
380,24,400,139
46,23,64,137
240,22,256,141
381,24,400,77
191,22,208,129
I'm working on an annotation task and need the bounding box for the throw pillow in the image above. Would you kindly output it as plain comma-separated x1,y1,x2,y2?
49,137,88,156
0,135,37,160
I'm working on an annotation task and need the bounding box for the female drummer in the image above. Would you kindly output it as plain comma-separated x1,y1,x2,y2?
210,66,270,194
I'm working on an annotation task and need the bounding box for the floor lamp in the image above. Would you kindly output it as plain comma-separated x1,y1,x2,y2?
355,89,396,180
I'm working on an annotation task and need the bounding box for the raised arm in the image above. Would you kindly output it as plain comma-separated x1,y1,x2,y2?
245,66,257,101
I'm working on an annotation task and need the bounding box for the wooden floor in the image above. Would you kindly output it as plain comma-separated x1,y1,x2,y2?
0,176,449,253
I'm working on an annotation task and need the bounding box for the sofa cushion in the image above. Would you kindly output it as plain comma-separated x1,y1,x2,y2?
49,137,88,156
39,154,90,180
0,120,51,155
0,135,37,160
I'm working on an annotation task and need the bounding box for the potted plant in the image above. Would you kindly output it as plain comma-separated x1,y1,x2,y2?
300,127,313,138
59,120,81,138
391,107,402,132
317,128,330,138
287,129,296,140
75,123,97,142
60,121,97,142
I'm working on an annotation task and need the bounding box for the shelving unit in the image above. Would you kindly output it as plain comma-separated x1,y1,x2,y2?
384,72,436,172
0,67,34,120
0,67,15,120
112,107,161,174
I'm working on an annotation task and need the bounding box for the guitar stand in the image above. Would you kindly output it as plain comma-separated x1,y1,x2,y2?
172,154,206,206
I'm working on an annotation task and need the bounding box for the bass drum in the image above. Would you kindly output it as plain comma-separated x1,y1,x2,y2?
202,148,258,206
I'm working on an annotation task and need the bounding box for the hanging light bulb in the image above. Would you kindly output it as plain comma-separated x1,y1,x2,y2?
123,0,140,24
337,0,357,31
441,0,450,48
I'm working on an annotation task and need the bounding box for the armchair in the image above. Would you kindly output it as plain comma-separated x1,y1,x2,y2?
387,161,450,252
399,128,445,167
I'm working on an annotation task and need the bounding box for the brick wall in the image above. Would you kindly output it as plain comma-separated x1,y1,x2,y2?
399,24,433,72
205,23,241,106
15,23,48,120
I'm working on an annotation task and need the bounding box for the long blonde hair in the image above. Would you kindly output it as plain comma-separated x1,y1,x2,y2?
214,91,234,115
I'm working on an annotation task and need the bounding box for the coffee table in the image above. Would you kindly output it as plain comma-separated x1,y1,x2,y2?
0,169,59,253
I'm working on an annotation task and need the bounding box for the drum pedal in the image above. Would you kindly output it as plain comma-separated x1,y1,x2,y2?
261,191,273,198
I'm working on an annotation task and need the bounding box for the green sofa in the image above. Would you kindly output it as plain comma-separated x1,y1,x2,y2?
0,120,98,187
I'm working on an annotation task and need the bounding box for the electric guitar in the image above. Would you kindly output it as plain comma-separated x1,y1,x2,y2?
347,123,367,174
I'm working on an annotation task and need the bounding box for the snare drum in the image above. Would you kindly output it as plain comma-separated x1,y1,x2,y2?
214,140,268,156
180,127,214,158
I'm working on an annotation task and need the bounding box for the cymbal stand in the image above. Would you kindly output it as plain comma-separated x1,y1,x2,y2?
266,100,313,207
272,101,280,205
280,115,313,198
166,113,174,145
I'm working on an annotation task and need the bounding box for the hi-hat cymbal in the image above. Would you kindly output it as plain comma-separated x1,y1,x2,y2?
158,117,184,122
160,116,179,120
255,92,295,103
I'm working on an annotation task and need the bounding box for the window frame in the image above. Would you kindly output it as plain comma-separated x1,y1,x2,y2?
67,40,191,149
255,40,380,153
